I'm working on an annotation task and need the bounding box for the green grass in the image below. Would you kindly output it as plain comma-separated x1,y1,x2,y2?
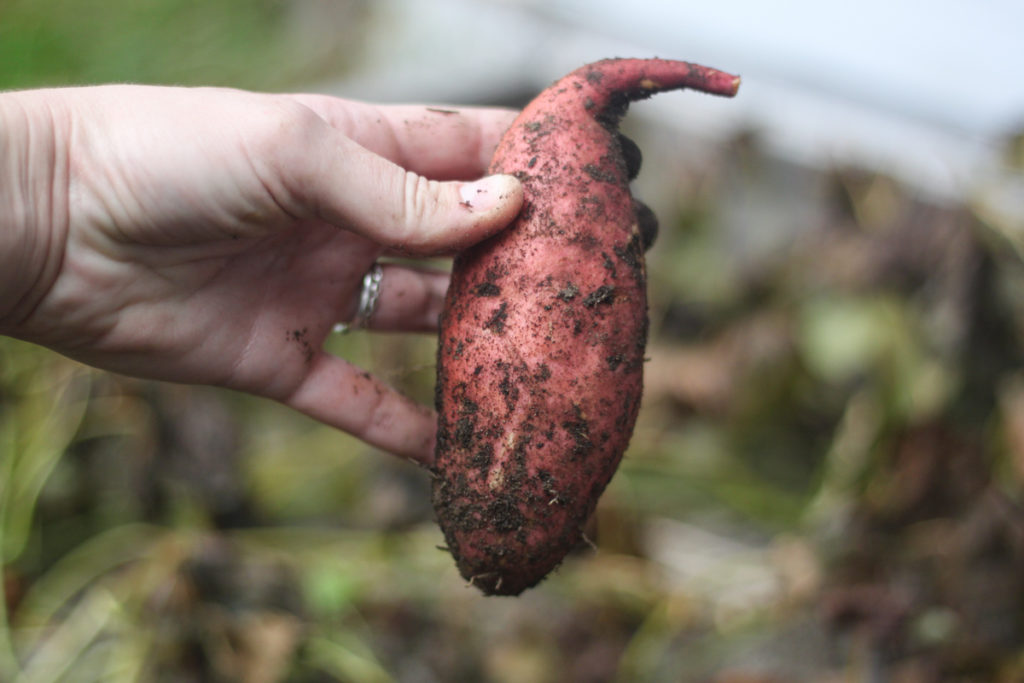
0,0,354,90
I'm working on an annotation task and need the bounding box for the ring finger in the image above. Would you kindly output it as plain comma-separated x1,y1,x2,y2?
346,263,450,333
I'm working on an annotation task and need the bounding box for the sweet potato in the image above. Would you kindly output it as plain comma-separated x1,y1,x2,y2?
432,58,740,595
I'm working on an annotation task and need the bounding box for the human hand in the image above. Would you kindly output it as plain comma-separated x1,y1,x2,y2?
0,85,523,464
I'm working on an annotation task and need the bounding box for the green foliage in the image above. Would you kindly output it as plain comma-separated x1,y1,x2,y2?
0,0,362,90
0,342,90,565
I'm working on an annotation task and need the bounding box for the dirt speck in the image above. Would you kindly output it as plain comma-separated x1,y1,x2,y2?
556,283,579,301
534,363,552,382
562,405,594,458
455,417,475,450
487,497,525,532
472,444,494,470
288,327,315,364
498,371,520,414
473,282,501,297
583,286,616,307
484,302,509,333
583,163,618,184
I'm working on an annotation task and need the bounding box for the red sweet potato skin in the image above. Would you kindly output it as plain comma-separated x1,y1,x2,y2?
432,59,739,596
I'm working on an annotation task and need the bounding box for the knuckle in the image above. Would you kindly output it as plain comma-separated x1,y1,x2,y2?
241,98,325,215
247,99,316,155
399,172,443,247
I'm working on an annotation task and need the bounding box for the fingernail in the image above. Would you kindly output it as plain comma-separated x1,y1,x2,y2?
459,175,516,212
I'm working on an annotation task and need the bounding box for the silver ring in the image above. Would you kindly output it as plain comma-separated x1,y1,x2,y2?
334,263,383,334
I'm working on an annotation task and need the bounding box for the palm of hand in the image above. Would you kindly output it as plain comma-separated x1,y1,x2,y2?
44,87,376,395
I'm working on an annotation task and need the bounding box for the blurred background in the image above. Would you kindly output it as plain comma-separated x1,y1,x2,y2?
2,0,1023,680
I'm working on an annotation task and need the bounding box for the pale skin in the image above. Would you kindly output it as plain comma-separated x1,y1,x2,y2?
0,85,524,465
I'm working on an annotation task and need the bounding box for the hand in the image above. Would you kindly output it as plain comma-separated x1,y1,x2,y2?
0,85,523,464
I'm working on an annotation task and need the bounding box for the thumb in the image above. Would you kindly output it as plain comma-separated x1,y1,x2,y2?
296,131,523,255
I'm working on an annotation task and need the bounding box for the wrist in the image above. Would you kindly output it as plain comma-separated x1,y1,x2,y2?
0,90,69,336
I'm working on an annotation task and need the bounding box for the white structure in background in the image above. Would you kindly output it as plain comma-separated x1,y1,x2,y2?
323,0,1022,213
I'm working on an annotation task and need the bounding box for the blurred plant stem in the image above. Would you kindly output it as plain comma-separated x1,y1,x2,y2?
0,341,93,679
0,562,18,680
1,368,24,680
13,588,120,683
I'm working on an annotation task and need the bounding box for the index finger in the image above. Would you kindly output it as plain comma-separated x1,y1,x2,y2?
284,93,518,181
